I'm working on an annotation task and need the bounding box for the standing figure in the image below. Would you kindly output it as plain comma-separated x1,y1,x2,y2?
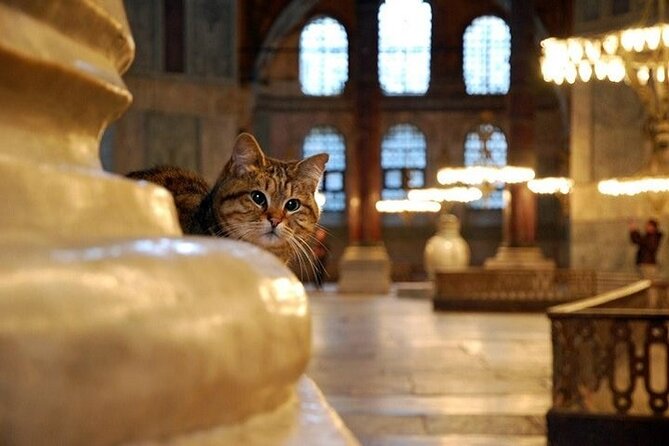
629,219,663,278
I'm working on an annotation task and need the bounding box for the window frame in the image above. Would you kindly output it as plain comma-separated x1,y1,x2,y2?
377,0,432,96
299,16,349,97
464,123,508,210
302,126,347,212
381,123,427,200
462,15,511,96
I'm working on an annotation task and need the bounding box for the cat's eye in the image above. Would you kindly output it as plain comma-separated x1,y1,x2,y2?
250,190,267,207
285,198,301,212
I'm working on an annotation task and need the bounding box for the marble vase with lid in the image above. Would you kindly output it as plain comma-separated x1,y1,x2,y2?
424,213,471,278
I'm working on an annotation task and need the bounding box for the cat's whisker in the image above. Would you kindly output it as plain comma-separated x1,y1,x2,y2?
289,231,319,283
128,132,328,267
286,236,307,280
314,223,333,236
296,231,330,280
302,232,331,254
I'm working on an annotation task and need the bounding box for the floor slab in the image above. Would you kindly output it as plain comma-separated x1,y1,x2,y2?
307,290,551,446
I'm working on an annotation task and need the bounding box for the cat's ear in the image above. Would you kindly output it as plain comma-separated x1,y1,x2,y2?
297,153,329,190
229,133,266,175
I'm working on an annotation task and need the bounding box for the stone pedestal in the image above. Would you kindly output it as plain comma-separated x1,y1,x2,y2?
338,245,392,294
484,246,556,270
0,2,355,444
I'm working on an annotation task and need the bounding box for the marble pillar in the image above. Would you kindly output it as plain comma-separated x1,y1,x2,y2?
485,0,555,270
338,0,391,294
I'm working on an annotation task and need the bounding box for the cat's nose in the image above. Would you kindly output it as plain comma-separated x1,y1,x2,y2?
268,216,282,228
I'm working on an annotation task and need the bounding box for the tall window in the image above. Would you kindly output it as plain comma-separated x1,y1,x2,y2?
378,0,432,95
303,126,346,211
299,17,349,96
464,124,508,209
463,16,510,95
381,124,426,199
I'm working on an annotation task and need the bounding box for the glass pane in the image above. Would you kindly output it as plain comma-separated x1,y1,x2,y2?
385,170,403,188
300,17,348,96
325,191,345,211
381,124,427,169
325,171,344,191
471,189,504,210
303,126,346,212
465,124,507,209
408,170,424,188
465,124,507,168
378,0,432,95
463,16,510,95
382,188,407,200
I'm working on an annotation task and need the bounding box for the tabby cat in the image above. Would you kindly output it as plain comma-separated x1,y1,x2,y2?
127,133,329,266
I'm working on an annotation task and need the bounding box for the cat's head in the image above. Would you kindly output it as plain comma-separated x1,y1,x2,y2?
211,133,329,264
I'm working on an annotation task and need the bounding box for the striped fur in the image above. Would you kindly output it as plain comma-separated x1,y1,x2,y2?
126,133,328,267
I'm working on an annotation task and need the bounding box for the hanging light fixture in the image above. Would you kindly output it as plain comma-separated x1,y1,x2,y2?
541,0,669,197
375,186,483,214
375,199,441,213
527,177,574,195
407,186,483,203
436,122,535,189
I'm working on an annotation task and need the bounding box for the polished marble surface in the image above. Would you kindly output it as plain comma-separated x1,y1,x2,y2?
306,288,551,446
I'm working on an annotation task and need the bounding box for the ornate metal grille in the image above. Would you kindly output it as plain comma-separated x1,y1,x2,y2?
303,126,346,211
550,281,669,416
463,15,510,95
299,16,348,96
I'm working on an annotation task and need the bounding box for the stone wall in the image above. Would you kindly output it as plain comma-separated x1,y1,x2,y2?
111,0,244,184
569,0,665,274
111,0,569,280
254,1,568,278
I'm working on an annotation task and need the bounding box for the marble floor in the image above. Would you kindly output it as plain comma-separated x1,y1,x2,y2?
306,287,552,446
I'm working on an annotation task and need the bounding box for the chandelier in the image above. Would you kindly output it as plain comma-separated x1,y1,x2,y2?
375,199,441,213
541,0,669,197
527,177,574,195
375,186,482,214
436,122,535,189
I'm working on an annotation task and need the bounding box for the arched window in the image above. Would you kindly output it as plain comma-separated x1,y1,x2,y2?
381,124,426,199
464,124,508,209
463,16,511,95
303,126,346,211
378,0,432,95
299,17,348,96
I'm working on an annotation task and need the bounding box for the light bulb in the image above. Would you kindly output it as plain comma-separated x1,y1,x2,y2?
603,34,619,55
584,40,601,62
578,60,592,82
567,39,583,61
637,66,650,85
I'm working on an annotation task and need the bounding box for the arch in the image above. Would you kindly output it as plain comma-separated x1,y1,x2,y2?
303,126,346,211
463,15,511,95
381,123,427,199
299,16,349,96
378,0,432,95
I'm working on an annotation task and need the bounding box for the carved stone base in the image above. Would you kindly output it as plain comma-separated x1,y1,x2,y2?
338,245,391,294
484,246,556,270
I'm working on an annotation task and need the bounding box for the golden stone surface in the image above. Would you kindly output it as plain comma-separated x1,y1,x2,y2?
0,1,353,444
